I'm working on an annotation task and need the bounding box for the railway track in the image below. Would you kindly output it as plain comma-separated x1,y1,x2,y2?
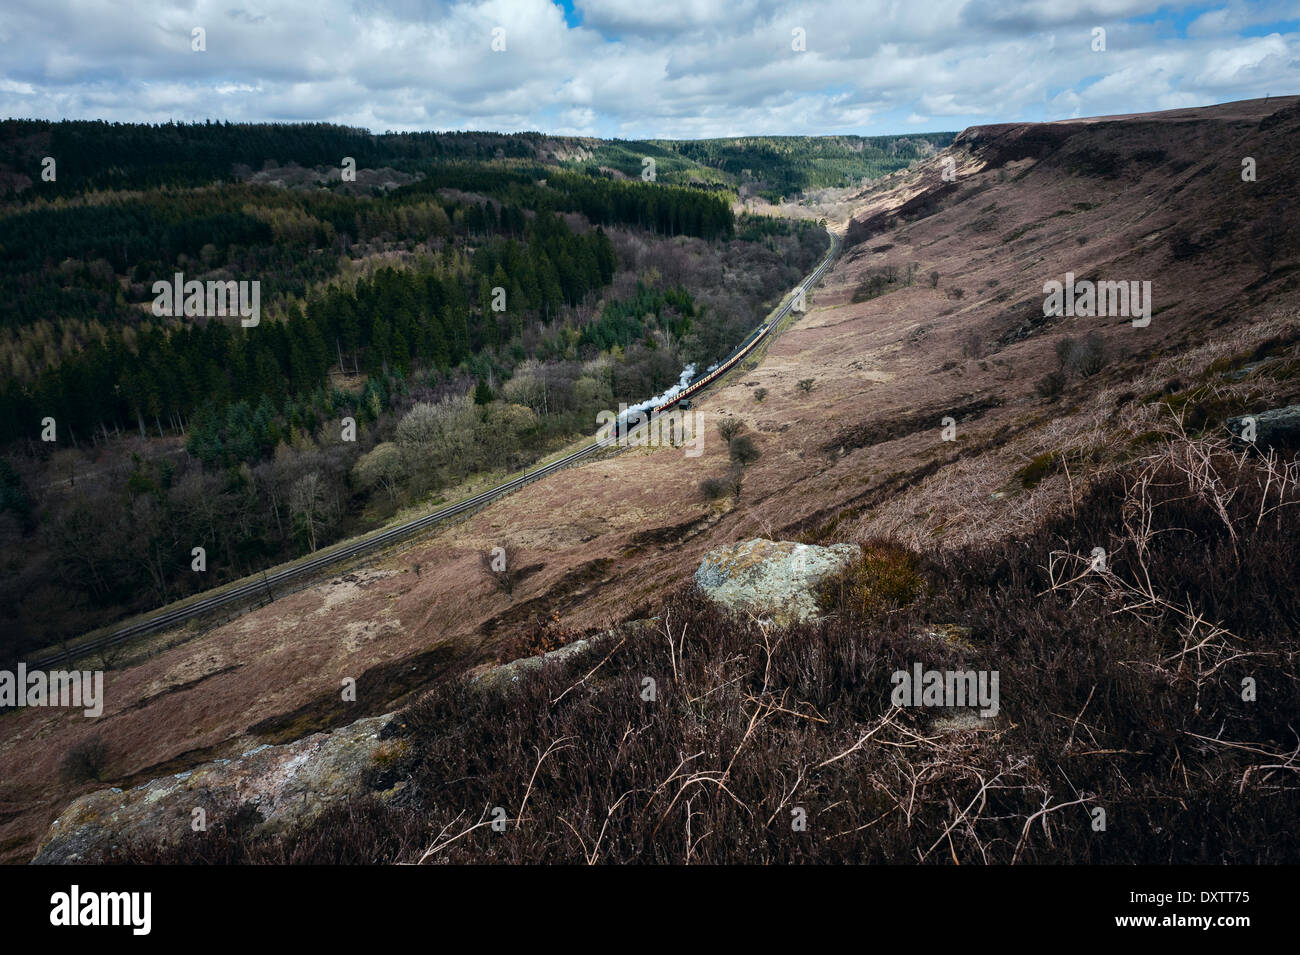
27,229,839,670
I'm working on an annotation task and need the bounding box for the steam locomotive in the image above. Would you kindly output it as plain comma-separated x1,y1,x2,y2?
650,321,772,417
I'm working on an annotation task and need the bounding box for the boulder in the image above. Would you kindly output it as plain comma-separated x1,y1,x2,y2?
694,538,862,626
1227,405,1300,450
33,712,400,864
909,626,997,732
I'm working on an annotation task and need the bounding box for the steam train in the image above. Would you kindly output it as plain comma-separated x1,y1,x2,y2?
650,321,772,417
647,230,838,417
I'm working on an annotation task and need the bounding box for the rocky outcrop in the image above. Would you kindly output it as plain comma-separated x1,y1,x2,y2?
694,538,861,626
471,619,657,696
33,712,401,864
471,637,604,695
33,538,866,862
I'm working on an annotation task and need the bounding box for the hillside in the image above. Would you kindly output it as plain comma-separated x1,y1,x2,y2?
5,96,1300,864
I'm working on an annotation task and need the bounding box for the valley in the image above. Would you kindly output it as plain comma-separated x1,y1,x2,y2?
2,96,1298,867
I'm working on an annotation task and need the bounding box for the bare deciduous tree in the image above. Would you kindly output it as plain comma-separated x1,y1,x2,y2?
717,417,744,443
482,543,523,597
729,434,760,466
352,442,406,505
290,471,326,552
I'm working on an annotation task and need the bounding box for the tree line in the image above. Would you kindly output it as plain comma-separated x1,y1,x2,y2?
0,119,550,198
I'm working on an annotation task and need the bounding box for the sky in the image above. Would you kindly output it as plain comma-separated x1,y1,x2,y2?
0,0,1296,138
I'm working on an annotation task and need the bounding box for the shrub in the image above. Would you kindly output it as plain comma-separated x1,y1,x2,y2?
60,736,109,784
754,387,768,402
728,434,760,466
700,476,729,500
1035,370,1067,398
1072,331,1109,377
1054,336,1074,370
928,269,940,289
1017,450,1062,488
1057,333,1110,378
796,378,815,395
725,466,744,501
701,467,744,501
481,543,523,597
851,267,902,302
817,540,926,618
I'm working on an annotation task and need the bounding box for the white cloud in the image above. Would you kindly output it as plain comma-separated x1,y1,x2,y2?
0,0,1294,137
1194,34,1292,88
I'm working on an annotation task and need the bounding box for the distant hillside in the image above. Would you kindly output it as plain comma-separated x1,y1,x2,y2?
649,134,956,201
0,119,953,203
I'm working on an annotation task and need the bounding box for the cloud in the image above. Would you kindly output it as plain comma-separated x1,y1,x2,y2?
0,0,1295,137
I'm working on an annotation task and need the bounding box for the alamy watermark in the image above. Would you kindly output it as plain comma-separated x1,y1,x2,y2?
50,885,150,935
891,663,999,717
0,665,103,717
1043,272,1152,327
151,272,261,327
596,404,704,457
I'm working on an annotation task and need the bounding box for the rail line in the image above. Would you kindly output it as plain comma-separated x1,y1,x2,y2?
27,229,839,670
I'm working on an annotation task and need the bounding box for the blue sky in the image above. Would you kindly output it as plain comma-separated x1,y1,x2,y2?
554,0,583,28
0,0,1296,138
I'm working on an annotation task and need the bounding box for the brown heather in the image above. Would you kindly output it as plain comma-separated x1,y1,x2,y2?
113,436,1300,864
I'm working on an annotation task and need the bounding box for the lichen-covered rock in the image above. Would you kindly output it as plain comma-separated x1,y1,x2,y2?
694,538,862,626
471,637,601,695
470,620,656,696
33,712,399,864
1227,405,1300,450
